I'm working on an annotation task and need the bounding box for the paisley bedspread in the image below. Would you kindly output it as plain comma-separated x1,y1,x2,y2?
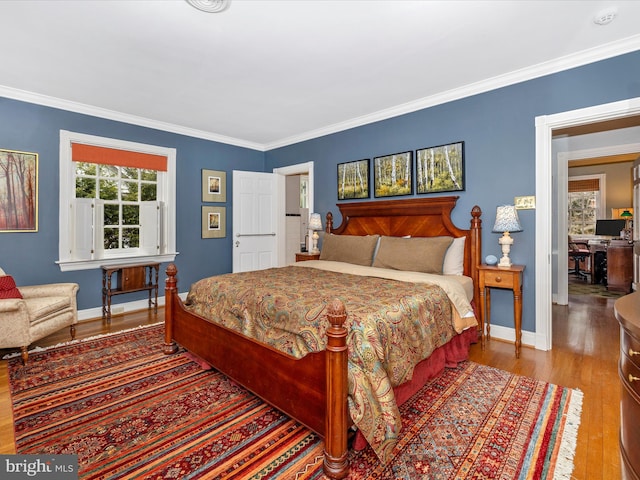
184,264,472,462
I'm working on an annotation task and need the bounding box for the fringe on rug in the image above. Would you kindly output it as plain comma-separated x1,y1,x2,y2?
1,322,163,360
553,388,584,480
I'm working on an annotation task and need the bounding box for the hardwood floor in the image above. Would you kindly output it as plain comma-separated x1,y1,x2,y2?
0,291,623,478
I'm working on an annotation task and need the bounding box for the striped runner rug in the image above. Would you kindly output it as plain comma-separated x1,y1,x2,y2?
7,324,582,479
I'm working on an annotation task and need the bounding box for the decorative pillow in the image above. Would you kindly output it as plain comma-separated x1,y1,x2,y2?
373,236,454,274
443,236,466,275
0,275,22,299
319,234,380,266
0,266,5,276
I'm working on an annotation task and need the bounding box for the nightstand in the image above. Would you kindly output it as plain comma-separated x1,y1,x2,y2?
477,264,525,358
295,252,320,262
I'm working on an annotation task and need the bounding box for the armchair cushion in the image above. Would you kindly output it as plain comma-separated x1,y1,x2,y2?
0,275,23,299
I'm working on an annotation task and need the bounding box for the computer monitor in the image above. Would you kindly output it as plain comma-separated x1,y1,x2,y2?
595,219,626,237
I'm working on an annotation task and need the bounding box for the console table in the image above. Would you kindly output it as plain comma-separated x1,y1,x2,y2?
101,262,160,321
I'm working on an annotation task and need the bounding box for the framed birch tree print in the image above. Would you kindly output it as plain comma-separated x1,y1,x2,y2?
416,141,465,194
337,159,369,200
373,151,413,198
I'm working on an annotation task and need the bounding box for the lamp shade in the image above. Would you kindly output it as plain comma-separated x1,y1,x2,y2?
621,209,633,218
308,213,322,231
492,205,522,233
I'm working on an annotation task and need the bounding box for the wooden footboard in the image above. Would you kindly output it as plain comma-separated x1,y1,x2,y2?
163,264,350,479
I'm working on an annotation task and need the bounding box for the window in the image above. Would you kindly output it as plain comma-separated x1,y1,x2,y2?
58,131,177,271
568,174,605,236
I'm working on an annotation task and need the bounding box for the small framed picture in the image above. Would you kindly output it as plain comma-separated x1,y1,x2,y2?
416,141,464,194
337,158,369,200
373,151,413,198
202,169,227,202
202,206,226,238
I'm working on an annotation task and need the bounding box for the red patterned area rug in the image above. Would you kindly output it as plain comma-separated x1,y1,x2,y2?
7,325,582,479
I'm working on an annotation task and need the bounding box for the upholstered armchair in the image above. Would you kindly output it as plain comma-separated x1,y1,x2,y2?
0,269,79,364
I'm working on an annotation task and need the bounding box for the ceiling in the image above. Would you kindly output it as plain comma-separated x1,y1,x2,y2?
1,1,640,151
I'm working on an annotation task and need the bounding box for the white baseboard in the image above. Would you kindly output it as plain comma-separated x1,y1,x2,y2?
482,324,536,350
78,292,188,322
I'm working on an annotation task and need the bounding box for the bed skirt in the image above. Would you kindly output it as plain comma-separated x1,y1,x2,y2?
352,326,478,450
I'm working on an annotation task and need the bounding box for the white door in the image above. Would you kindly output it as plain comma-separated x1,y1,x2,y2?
633,156,639,291
232,171,280,272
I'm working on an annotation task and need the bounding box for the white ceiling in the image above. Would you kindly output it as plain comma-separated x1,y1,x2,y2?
1,0,640,151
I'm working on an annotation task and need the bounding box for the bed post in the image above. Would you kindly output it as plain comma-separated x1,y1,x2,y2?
326,211,333,233
469,206,482,309
323,298,349,479
163,263,178,355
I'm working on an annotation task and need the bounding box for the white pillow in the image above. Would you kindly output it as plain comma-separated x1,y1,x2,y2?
443,237,465,275
0,267,5,276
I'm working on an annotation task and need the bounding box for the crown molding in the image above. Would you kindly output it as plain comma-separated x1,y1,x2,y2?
265,34,640,150
562,142,640,161
0,85,265,152
1,34,639,153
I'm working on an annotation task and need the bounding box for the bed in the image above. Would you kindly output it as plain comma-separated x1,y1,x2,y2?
163,196,482,479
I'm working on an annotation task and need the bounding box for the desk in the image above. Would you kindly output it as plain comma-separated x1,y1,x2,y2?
588,242,607,285
607,240,633,292
101,263,159,321
588,240,633,292
478,264,525,358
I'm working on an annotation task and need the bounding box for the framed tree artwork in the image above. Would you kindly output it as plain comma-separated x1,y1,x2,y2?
416,141,465,194
373,151,413,198
337,159,369,200
202,169,227,202
0,148,38,232
202,206,226,238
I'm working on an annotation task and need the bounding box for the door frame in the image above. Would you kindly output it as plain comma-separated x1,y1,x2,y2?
273,161,314,267
535,96,640,351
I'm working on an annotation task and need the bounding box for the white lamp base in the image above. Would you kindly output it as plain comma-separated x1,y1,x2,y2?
498,232,514,268
311,231,320,254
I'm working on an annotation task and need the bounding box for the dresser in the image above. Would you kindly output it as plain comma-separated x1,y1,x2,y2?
614,291,640,480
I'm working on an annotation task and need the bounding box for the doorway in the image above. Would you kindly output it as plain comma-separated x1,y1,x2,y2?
535,97,640,351
273,162,314,266
558,143,640,305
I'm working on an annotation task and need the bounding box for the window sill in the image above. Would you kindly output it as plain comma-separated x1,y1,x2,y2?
56,253,178,272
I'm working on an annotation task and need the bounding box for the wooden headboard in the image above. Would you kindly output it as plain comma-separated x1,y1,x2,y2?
325,196,482,304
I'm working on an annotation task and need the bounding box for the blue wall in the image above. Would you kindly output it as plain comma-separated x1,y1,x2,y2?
1,49,639,330
0,97,264,310
265,50,640,332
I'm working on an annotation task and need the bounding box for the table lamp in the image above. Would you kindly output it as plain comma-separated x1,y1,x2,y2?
621,209,633,240
492,205,522,268
308,213,323,254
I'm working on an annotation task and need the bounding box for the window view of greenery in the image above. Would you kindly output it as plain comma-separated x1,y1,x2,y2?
75,162,157,250
568,191,597,235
